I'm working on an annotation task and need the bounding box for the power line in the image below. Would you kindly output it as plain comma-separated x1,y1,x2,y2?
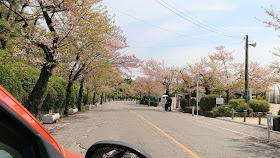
129,40,244,48
159,0,242,38
154,0,243,39
103,3,240,44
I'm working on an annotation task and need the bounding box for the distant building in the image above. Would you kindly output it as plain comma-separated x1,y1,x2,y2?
266,83,280,104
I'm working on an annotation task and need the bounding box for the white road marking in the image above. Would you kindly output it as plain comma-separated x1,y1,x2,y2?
196,120,259,139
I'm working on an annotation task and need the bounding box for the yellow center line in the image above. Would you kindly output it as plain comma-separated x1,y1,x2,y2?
121,102,200,158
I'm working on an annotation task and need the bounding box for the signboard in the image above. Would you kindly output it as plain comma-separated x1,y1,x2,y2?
195,74,199,82
216,98,224,105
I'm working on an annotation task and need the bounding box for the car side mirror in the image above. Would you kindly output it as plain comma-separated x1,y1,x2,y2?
85,140,151,158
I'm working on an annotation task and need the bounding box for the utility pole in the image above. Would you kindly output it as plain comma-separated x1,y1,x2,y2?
196,74,199,115
244,35,256,104
245,35,249,103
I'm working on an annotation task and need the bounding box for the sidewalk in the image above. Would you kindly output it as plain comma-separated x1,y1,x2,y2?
218,117,268,128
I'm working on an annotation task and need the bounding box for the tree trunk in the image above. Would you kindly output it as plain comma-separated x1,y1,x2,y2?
86,87,89,105
140,92,142,104
100,92,103,104
166,89,169,95
28,63,54,117
1,39,7,50
77,77,85,111
64,81,73,116
93,92,96,105
205,87,211,95
226,89,230,103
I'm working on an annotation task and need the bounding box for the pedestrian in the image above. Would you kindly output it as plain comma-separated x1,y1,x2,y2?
165,97,172,111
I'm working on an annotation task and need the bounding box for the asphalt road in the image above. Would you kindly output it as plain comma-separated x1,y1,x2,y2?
51,101,280,158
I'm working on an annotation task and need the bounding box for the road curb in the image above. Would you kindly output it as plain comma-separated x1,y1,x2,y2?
217,118,267,130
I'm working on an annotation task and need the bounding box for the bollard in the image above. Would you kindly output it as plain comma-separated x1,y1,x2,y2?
192,106,194,116
258,112,262,125
243,110,247,122
231,108,234,120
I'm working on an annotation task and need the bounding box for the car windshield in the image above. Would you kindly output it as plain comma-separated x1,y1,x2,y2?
1,0,280,158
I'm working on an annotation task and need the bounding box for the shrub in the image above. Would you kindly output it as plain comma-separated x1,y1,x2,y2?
82,88,87,105
42,85,58,114
49,76,67,110
217,105,231,113
49,82,66,110
257,96,263,100
180,99,188,111
0,63,22,102
249,99,270,112
228,99,248,112
11,65,40,95
191,98,196,106
150,101,158,107
144,99,148,105
71,84,79,106
200,94,220,111
235,103,247,112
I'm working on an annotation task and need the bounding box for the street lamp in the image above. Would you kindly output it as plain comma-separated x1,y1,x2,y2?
244,35,256,103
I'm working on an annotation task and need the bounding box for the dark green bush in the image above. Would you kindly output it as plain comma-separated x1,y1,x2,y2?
0,63,22,102
83,88,87,105
180,99,188,111
42,85,58,114
249,99,270,112
200,94,220,111
191,98,196,106
11,65,40,95
217,105,231,113
144,99,148,105
228,99,248,112
49,82,66,109
235,103,247,112
150,101,158,107
49,76,67,110
70,84,78,106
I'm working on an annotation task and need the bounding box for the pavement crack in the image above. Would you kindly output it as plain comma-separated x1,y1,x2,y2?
76,142,87,154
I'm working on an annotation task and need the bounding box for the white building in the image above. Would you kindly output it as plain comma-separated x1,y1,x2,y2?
266,83,280,104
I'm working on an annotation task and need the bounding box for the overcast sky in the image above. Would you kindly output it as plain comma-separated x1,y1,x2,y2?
101,0,280,69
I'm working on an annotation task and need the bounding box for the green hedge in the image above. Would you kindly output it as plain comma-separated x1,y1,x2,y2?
217,105,231,113
42,85,58,114
83,88,87,105
11,65,40,95
49,81,66,110
71,84,79,106
228,99,247,112
200,94,220,111
0,63,22,102
249,99,270,112
180,99,188,111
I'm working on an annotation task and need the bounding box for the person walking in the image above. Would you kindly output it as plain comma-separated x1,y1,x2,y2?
166,97,172,111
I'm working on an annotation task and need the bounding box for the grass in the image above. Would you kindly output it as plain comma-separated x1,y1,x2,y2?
60,115,77,119
80,109,88,112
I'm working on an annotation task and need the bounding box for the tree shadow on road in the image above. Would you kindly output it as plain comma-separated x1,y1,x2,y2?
228,137,280,157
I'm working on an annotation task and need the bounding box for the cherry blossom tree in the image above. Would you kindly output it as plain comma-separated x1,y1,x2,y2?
263,6,280,56
133,76,165,105
248,62,276,95
141,58,176,95
0,0,102,117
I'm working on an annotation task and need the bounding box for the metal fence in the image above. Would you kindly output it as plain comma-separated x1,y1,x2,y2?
267,114,280,142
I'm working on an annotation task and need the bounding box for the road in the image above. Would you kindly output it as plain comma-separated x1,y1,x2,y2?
50,101,280,158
